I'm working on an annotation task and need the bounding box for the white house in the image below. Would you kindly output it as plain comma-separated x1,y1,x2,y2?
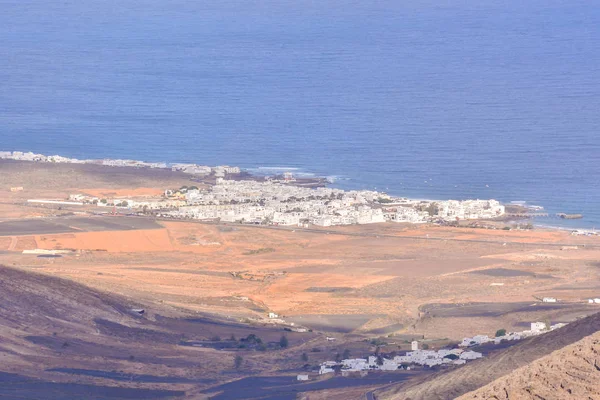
319,366,334,375
542,297,557,303
530,322,547,332
296,374,309,381
341,358,369,371
460,351,483,360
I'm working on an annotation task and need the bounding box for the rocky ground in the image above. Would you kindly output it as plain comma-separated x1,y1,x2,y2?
459,330,600,400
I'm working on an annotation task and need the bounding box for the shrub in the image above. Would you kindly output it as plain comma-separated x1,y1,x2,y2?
234,355,243,369
495,329,507,337
301,352,308,362
279,335,289,348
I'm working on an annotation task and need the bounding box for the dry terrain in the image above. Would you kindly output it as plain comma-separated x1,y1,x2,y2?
2,160,600,399
458,330,600,400
377,311,600,400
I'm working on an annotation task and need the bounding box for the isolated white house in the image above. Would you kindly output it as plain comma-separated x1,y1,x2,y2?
530,322,547,332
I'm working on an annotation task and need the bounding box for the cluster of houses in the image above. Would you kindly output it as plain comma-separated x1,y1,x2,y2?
318,341,482,375
11,150,507,227
159,179,505,226
318,320,569,377
383,199,505,223
571,230,599,236
67,193,186,211
63,177,506,227
162,179,388,225
459,322,567,347
0,151,239,177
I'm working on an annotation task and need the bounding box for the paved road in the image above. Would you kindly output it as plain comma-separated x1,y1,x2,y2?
365,381,398,400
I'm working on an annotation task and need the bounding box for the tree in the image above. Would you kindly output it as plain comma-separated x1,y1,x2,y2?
301,352,309,362
342,349,351,359
376,355,384,366
334,353,342,362
234,355,243,369
421,343,430,350
495,329,507,337
444,354,459,360
426,203,439,216
100,199,107,204
279,335,289,348
544,319,551,331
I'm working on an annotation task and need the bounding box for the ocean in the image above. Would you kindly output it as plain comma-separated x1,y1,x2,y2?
1,0,599,228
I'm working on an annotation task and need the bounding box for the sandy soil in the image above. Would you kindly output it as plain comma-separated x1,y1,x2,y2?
2,217,599,341
2,161,600,399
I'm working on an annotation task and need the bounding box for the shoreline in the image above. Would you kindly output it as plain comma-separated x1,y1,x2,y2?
1,151,593,230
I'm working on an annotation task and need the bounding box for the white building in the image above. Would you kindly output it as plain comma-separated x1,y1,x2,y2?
460,351,483,360
459,335,491,347
341,358,369,372
319,366,334,375
530,322,547,332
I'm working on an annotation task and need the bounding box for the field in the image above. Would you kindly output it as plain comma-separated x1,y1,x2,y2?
1,160,600,398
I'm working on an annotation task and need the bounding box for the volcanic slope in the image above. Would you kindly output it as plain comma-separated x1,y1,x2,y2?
378,311,600,400
0,265,314,399
458,330,600,400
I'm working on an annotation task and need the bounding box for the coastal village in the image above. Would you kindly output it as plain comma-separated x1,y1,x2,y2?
2,151,507,227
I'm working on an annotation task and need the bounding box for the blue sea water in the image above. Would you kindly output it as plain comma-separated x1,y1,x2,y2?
1,0,599,228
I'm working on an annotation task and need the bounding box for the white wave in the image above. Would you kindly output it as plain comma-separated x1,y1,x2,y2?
254,167,300,171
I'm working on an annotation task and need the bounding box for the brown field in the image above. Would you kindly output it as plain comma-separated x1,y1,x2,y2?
2,160,600,399
2,217,600,340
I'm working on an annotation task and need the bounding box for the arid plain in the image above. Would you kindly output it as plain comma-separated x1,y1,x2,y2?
1,160,600,399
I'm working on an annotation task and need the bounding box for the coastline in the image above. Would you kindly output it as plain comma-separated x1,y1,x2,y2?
1,151,592,231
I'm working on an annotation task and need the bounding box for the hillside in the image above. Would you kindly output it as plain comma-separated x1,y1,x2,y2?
0,265,312,399
458,331,600,399
378,311,600,400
